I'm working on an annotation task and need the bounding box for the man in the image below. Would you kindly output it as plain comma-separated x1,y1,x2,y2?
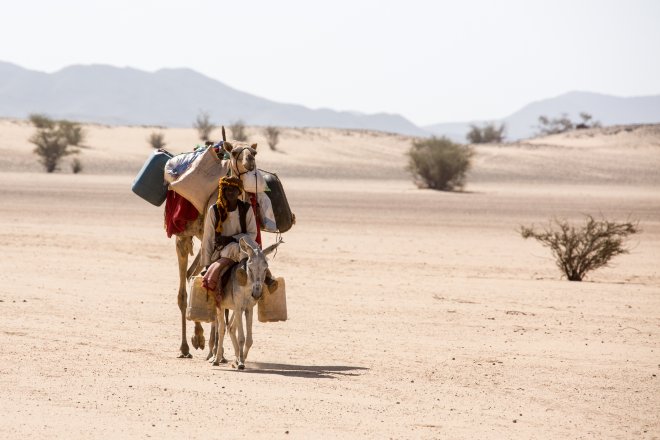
201,176,277,302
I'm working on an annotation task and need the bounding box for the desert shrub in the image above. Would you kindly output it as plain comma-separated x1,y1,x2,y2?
264,126,280,150
148,132,166,149
71,158,83,174
520,215,640,281
536,112,601,136
194,110,214,142
229,120,248,142
466,122,506,144
29,113,55,129
29,115,81,173
58,120,86,146
406,136,474,191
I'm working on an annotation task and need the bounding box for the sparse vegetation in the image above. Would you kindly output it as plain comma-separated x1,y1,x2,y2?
229,120,248,142
148,132,166,149
29,114,82,173
520,215,640,281
406,136,474,191
536,112,601,136
194,111,215,142
71,158,83,174
264,126,280,150
466,122,506,144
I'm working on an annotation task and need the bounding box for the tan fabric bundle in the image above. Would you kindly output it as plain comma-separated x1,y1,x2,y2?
169,147,228,213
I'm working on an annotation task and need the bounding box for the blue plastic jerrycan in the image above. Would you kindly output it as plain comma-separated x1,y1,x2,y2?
131,149,173,206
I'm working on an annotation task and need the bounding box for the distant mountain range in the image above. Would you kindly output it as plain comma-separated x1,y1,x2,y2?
0,61,425,136
1,61,659,140
425,91,660,141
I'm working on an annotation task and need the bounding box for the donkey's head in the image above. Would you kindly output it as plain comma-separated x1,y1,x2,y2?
236,236,268,300
224,141,257,175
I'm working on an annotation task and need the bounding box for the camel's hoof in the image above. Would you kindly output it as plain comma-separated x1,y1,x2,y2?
206,352,215,362
178,353,193,359
191,335,205,350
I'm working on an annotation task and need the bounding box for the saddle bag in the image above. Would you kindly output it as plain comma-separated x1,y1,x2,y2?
186,276,217,323
260,170,295,233
131,149,173,206
169,146,228,214
258,277,287,322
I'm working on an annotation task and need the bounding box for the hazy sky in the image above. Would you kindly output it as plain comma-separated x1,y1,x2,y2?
1,0,658,125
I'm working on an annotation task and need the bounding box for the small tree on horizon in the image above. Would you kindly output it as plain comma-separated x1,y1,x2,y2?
264,126,280,150
466,122,506,144
229,120,248,142
536,112,601,136
406,136,474,191
194,110,215,142
148,132,166,149
29,114,82,173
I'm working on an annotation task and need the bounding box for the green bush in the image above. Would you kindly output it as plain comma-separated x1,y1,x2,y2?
520,215,640,281
28,115,81,173
466,122,505,144
406,137,474,191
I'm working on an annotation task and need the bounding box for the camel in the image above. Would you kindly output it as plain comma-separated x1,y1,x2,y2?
213,236,280,369
174,140,259,359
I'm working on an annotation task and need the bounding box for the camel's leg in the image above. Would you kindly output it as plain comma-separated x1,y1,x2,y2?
176,236,193,358
244,308,254,362
192,321,205,351
207,322,217,362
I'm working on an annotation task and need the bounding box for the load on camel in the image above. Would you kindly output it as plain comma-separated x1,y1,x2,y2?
131,129,294,367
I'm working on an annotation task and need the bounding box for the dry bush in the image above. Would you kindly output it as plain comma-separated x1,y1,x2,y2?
407,136,474,191
466,122,506,144
264,126,280,150
71,158,83,174
520,215,640,281
148,132,166,149
29,115,81,173
536,112,601,136
194,111,215,142
229,120,248,142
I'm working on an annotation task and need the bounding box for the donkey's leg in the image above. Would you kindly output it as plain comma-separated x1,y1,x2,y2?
235,309,246,370
207,321,217,361
243,308,254,362
228,311,240,367
176,236,192,358
213,308,228,366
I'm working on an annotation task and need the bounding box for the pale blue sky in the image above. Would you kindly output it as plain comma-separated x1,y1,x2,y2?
1,0,658,125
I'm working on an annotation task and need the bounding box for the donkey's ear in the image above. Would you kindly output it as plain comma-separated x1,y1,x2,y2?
236,267,247,286
251,143,258,151
239,237,254,257
223,141,234,153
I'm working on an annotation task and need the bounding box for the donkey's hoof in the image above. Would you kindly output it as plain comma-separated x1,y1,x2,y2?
238,363,245,370
178,353,193,359
219,357,228,364
191,335,205,350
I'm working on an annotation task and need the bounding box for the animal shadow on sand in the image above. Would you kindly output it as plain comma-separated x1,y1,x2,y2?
217,362,369,379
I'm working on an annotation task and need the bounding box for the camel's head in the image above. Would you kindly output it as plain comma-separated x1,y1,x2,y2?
236,236,269,300
224,141,257,174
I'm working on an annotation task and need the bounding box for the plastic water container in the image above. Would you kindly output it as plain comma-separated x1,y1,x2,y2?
258,277,287,322
186,276,217,323
131,149,173,206
261,170,294,233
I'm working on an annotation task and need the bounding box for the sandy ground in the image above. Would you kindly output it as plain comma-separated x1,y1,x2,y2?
0,120,659,439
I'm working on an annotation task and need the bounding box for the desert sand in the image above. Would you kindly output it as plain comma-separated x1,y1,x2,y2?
0,119,658,439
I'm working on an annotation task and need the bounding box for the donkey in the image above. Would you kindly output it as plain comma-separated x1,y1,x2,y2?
212,236,280,369
174,140,259,359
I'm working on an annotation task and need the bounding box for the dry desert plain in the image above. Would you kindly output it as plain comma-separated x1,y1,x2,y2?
0,119,659,439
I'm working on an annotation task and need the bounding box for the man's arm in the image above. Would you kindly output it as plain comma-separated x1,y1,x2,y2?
200,205,216,267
